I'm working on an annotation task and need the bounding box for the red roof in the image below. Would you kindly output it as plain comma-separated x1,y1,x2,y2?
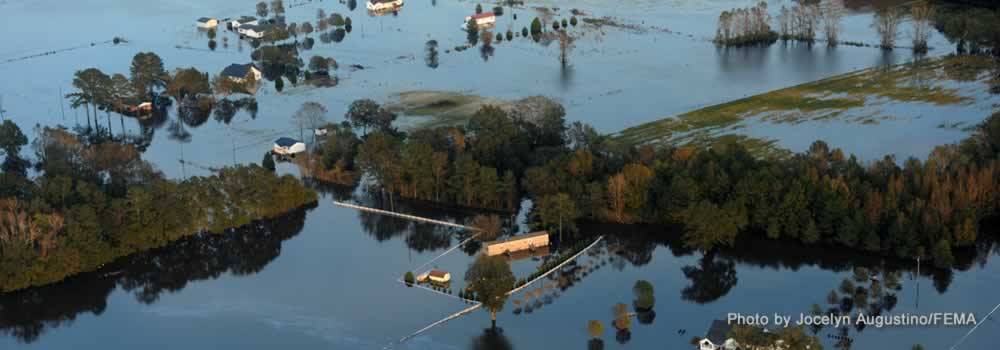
429,270,449,278
470,12,495,19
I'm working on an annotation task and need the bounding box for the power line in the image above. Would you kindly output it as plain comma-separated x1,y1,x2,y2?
949,301,1000,350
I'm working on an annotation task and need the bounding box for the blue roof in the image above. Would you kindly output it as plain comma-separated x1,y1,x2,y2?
221,63,258,78
275,137,300,147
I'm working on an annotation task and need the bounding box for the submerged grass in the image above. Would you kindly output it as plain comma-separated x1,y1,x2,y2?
387,90,512,128
616,55,998,148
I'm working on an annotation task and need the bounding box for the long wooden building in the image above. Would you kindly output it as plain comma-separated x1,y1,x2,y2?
483,231,549,256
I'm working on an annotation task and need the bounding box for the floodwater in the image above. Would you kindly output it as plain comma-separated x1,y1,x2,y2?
1,0,998,349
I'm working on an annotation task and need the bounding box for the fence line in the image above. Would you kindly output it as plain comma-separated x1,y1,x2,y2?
506,236,604,296
332,200,478,230
392,236,604,346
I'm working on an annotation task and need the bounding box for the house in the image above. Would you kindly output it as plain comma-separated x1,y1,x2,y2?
221,63,262,83
417,270,451,284
127,102,153,114
273,137,306,156
699,320,738,350
366,0,403,12
314,128,328,136
230,16,259,30
464,12,496,28
483,231,549,256
238,23,272,39
698,320,781,350
196,17,219,29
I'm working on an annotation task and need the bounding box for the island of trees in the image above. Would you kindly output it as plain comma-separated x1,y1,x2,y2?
0,121,317,293
305,93,1000,269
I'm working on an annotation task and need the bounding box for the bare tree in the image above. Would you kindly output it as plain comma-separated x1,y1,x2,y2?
821,0,845,46
874,8,903,50
911,2,934,53
557,31,576,68
292,101,327,142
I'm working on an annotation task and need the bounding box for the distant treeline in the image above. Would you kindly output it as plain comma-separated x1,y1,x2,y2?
0,125,317,293
309,94,1000,269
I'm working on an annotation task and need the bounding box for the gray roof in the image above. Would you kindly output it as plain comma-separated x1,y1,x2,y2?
197,17,214,23
221,63,258,78
235,16,258,23
705,320,732,344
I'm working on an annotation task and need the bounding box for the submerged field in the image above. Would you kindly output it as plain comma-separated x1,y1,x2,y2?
615,55,1000,157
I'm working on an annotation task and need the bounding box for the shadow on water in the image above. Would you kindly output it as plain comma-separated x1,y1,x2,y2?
0,204,315,344
470,327,513,350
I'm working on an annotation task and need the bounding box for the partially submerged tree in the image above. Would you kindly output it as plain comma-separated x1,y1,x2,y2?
470,214,503,240
911,2,934,53
873,8,903,50
465,254,516,328
256,1,269,18
292,101,328,142
820,0,845,46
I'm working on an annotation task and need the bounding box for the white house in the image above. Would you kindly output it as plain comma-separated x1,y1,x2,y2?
238,23,271,39
699,320,738,350
196,17,219,29
366,0,403,12
464,12,496,28
698,320,782,350
221,63,262,83
230,16,259,30
273,137,306,156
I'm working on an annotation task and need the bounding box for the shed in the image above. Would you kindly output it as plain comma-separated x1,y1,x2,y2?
367,0,403,12
221,63,262,83
464,12,496,28
428,270,451,283
273,137,306,156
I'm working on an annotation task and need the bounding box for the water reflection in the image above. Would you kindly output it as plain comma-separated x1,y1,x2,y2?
680,254,738,304
0,205,313,344
470,327,513,350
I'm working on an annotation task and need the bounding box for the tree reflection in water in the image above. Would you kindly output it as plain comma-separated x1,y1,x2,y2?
587,338,604,350
0,204,313,343
470,327,513,350
680,253,738,304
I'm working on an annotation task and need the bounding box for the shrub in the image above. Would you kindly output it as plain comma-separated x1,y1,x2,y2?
274,78,284,92
476,3,483,14
262,151,276,171
530,17,542,34
553,21,560,30
571,16,577,26
587,320,604,338
404,271,415,284
562,19,568,28
329,13,345,26
493,6,503,16
496,33,503,42
522,27,528,37
506,30,513,41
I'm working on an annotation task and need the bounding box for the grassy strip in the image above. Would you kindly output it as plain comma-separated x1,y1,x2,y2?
615,55,996,148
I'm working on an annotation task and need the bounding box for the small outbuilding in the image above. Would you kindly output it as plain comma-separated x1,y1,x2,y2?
273,137,306,156
238,23,272,39
197,17,219,28
417,269,451,284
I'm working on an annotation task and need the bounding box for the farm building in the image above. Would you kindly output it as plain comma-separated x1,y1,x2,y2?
483,231,549,256
273,137,306,156
367,0,403,12
196,17,219,28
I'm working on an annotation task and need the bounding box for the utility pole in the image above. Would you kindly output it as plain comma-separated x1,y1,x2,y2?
59,88,66,121
915,256,921,309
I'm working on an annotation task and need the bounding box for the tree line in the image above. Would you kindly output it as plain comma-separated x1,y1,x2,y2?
305,94,1000,269
0,123,317,293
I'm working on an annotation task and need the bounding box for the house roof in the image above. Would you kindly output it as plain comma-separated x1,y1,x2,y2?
197,17,215,23
705,320,733,345
470,12,495,19
429,270,449,278
236,16,258,23
483,231,549,247
241,23,273,33
221,63,258,78
275,137,301,147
